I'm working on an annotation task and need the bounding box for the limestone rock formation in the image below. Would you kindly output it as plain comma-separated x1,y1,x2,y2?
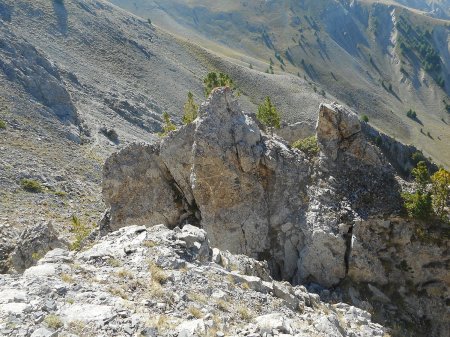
317,103,383,166
103,143,184,230
102,88,394,286
102,87,448,335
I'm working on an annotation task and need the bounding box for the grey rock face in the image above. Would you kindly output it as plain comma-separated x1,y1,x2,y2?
102,143,184,230
317,103,382,166
10,222,64,273
0,26,77,123
347,217,449,337
101,88,446,335
104,88,313,283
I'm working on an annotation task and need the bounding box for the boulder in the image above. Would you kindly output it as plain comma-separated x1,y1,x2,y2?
10,222,64,273
102,143,184,230
317,103,382,166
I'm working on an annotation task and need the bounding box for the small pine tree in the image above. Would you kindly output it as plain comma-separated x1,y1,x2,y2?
412,161,430,193
360,115,369,123
402,161,434,220
431,168,450,220
256,97,281,136
402,191,433,220
159,112,176,137
203,72,234,97
182,92,198,125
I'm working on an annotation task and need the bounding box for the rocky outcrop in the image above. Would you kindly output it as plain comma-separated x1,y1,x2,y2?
346,217,449,337
102,88,447,335
317,103,383,166
103,88,397,287
103,88,314,283
0,224,387,337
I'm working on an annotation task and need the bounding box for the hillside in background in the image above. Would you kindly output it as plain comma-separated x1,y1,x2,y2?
110,0,450,167
0,0,330,242
394,0,450,19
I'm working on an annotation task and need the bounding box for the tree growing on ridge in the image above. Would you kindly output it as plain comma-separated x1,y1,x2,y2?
182,91,198,125
431,168,450,220
203,72,234,97
403,161,433,219
256,96,281,136
159,112,176,137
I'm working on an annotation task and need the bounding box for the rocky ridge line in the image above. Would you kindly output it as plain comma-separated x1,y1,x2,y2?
0,224,387,337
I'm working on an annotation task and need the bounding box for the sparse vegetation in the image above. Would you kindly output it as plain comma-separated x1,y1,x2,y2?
396,18,444,86
182,91,198,125
431,168,450,220
256,96,281,136
149,261,168,284
360,114,369,123
188,292,208,304
159,112,177,137
100,126,119,143
203,72,234,97
107,258,122,267
69,215,94,251
44,315,63,329
237,305,252,321
108,286,128,300
32,251,45,261
20,179,44,193
292,136,320,158
149,281,165,298
374,136,382,146
0,120,6,129
187,306,203,318
61,273,74,283
116,269,133,279
143,240,158,248
411,151,426,164
216,299,229,312
402,161,433,220
147,315,173,332
444,100,450,114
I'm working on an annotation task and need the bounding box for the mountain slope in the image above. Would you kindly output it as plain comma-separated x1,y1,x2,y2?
0,0,333,246
110,0,450,167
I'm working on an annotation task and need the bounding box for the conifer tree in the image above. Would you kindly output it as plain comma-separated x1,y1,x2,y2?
256,96,281,136
182,91,198,125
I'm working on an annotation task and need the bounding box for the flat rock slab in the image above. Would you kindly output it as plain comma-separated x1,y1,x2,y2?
0,288,27,303
60,304,115,323
23,264,58,279
0,302,29,314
